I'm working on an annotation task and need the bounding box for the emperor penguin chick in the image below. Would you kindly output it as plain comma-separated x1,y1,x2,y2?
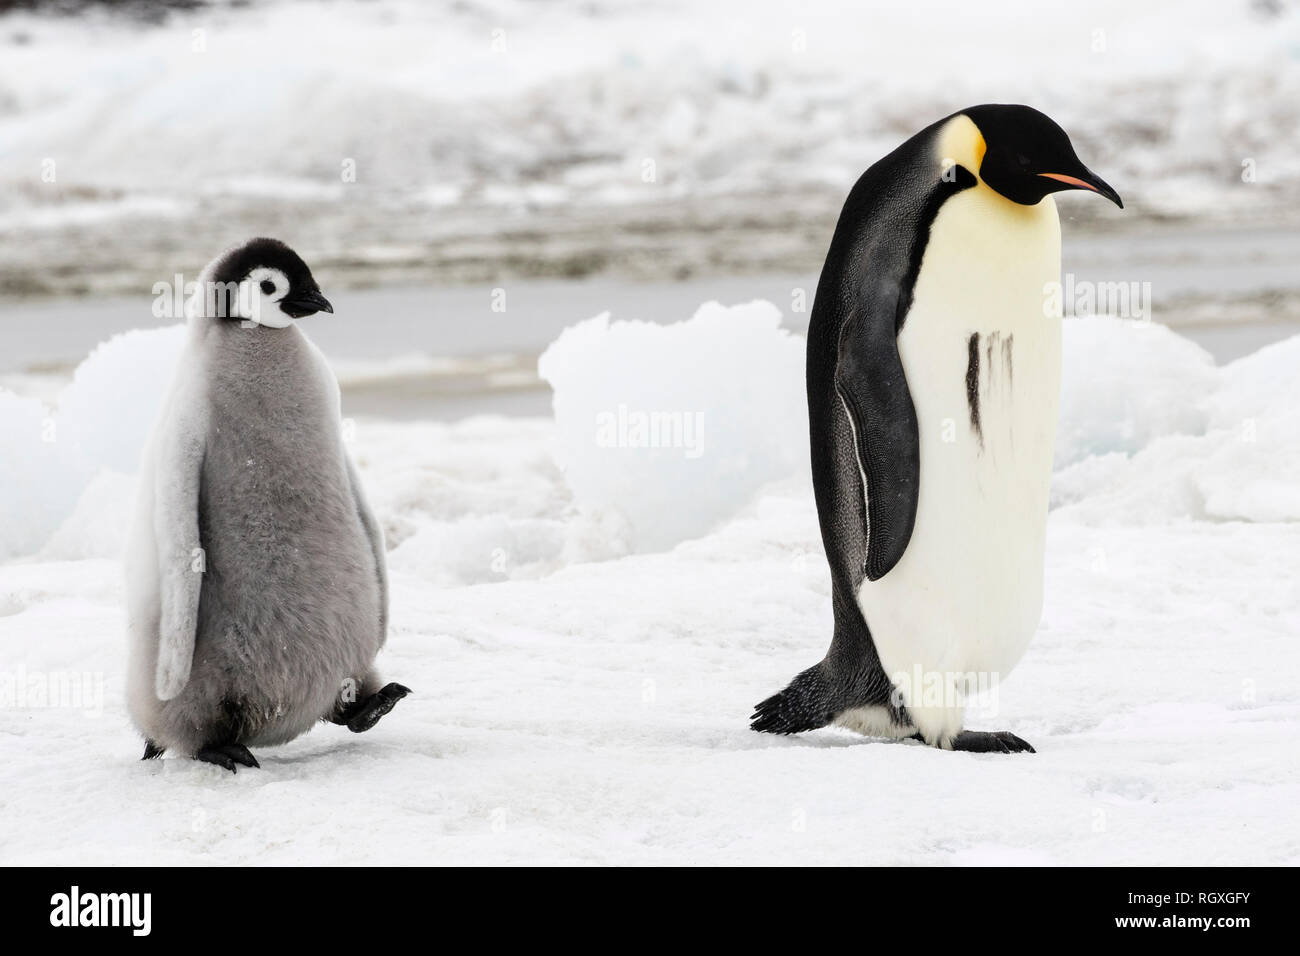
126,237,409,772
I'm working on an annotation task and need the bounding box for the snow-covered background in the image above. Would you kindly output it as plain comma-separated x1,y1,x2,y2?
1,0,1298,293
1,306,1297,865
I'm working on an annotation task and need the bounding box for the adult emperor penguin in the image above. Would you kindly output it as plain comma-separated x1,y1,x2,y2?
751,105,1121,752
126,238,409,771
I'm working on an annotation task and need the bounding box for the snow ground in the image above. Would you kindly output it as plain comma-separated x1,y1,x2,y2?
1,308,1298,865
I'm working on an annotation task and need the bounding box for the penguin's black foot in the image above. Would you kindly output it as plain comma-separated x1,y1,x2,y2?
342,682,411,733
142,740,165,760
948,730,1036,754
194,743,261,772
750,666,836,735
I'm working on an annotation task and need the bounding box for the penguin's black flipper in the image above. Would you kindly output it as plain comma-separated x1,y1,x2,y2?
834,310,921,582
949,730,1035,754
819,155,976,584
341,682,411,734
750,666,838,734
195,743,260,772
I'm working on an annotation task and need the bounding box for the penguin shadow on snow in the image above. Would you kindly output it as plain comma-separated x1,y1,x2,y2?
135,723,432,777
735,717,927,752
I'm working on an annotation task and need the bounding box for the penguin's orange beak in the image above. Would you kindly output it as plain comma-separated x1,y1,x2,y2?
1037,170,1123,208
1039,173,1095,190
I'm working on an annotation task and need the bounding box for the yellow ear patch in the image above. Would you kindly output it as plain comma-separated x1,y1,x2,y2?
935,114,987,181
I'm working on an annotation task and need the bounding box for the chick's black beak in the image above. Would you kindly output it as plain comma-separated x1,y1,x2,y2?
1038,168,1123,209
280,290,334,318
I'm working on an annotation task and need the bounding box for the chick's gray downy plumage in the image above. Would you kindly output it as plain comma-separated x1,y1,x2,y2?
125,239,406,768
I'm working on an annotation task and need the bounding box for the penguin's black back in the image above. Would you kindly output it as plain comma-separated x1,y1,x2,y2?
806,115,975,594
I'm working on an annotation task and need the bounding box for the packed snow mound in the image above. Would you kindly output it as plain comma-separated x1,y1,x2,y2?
0,389,78,559
56,325,189,474
1056,316,1217,468
39,471,137,561
1053,324,1300,523
539,300,806,551
0,325,186,560
1205,332,1300,430
353,418,630,587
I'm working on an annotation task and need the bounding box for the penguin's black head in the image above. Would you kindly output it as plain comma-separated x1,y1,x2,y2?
207,237,333,328
962,104,1122,209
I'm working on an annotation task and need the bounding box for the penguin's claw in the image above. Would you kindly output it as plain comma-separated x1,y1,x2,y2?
142,740,165,760
949,730,1035,754
345,682,411,734
195,743,260,772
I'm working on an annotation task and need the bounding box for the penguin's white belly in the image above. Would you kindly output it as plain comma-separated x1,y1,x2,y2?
857,189,1062,744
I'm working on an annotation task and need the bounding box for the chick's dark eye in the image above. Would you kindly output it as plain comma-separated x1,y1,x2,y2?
259,280,275,295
